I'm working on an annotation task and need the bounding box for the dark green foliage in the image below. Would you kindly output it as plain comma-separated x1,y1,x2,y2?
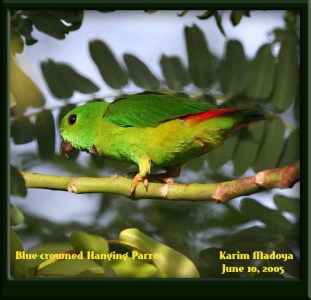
177,10,188,17
240,198,293,231
28,12,73,39
10,228,32,278
45,10,84,31
184,25,216,89
34,110,55,159
196,10,215,20
245,44,276,100
10,204,25,226
11,13,37,46
124,54,160,90
278,129,299,166
54,65,98,95
199,196,299,278
11,116,34,144
144,10,157,14
107,10,251,37
89,40,128,89
10,165,27,197
273,194,300,216
22,10,83,40
207,134,239,171
97,10,116,13
15,192,300,278
197,11,226,36
41,61,72,99
233,121,266,176
253,117,285,172
230,10,251,26
270,29,298,112
41,60,99,99
213,11,226,37
218,40,248,99
10,10,83,50
160,55,190,90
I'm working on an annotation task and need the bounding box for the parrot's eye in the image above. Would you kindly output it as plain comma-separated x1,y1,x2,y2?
68,114,77,125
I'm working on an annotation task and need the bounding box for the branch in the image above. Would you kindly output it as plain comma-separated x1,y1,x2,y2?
20,162,300,203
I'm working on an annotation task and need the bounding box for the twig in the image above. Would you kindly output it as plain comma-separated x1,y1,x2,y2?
20,162,300,203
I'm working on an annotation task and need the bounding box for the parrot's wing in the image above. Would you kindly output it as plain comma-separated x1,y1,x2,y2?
104,92,217,127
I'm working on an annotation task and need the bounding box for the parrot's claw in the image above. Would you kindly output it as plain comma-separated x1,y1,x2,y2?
143,179,149,191
163,177,174,185
111,174,119,182
154,174,175,185
129,173,149,197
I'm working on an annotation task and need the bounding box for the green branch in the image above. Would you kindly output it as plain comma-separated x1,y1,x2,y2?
20,162,300,203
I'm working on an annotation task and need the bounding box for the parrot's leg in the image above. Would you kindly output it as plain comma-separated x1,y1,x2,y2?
154,165,181,185
129,157,151,196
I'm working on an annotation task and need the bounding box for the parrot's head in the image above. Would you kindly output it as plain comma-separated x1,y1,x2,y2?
60,101,109,157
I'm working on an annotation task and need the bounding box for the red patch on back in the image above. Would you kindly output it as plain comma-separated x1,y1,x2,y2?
183,108,240,124
92,144,98,154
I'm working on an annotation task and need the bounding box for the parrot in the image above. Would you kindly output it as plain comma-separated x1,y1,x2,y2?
60,92,265,195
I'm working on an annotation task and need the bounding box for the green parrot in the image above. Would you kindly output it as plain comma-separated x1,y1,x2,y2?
60,92,265,195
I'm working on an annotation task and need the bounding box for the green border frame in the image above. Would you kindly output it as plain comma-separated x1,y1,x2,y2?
2,1,309,298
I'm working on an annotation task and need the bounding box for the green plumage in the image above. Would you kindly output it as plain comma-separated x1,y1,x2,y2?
60,92,265,194
105,92,216,127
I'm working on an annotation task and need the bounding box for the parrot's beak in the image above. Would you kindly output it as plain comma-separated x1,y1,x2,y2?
61,139,75,158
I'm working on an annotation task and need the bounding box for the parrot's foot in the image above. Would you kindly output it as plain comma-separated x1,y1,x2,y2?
111,174,119,182
153,173,175,185
129,173,149,197
152,165,181,186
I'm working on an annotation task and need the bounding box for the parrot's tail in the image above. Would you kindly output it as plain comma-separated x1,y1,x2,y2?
226,109,266,130
183,108,266,128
